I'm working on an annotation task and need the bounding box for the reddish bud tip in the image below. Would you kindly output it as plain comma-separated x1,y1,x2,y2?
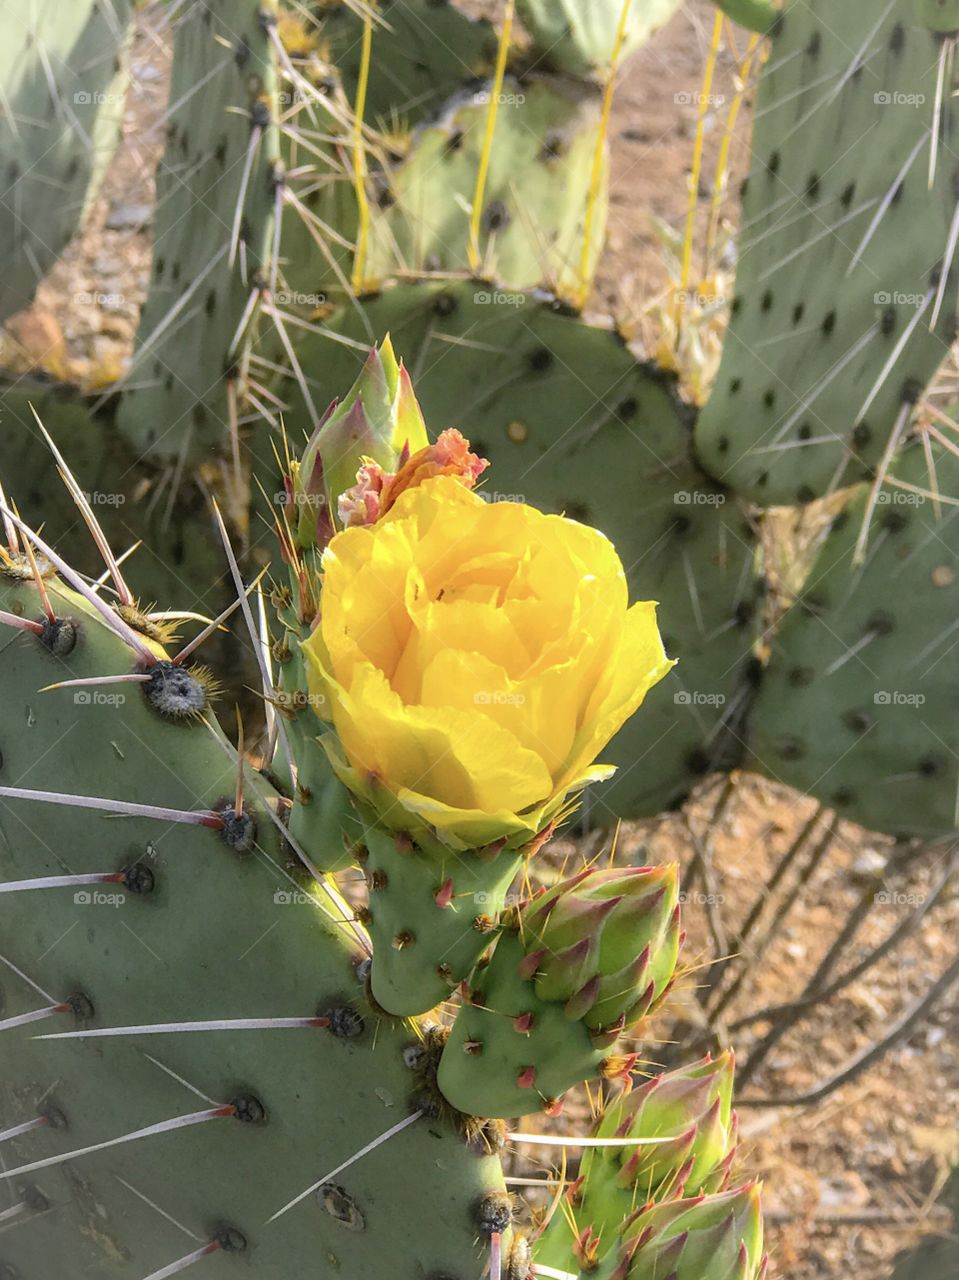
516,1066,537,1090
433,878,454,909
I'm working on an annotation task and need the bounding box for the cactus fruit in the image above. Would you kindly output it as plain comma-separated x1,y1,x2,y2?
696,0,959,505
279,282,765,822
601,1183,767,1280
437,867,682,1117
0,567,511,1277
117,0,281,460
0,0,134,322
751,430,959,840
536,1052,738,1271
515,0,684,76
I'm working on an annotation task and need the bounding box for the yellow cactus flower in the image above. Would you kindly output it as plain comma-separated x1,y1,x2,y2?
303,475,674,850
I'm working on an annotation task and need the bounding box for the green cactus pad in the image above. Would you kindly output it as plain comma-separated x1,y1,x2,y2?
711,0,780,33
917,0,959,33
318,0,497,127
750,431,959,839
0,1,133,322
0,570,510,1278
118,0,281,460
696,1,959,505
515,0,683,76
437,866,681,1118
360,824,525,1017
438,931,611,1118
1,377,233,636
363,76,607,296
276,282,764,823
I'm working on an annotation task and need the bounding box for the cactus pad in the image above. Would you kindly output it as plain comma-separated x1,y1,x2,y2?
362,76,607,295
750,430,959,839
318,0,497,127
117,0,280,460
696,1,959,505
0,567,510,1277
515,0,683,76
0,0,133,321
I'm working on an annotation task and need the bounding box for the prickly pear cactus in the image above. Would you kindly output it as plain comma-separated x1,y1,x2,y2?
696,0,959,505
0,343,771,1277
362,77,607,296
277,282,764,822
516,0,683,75
536,1051,739,1272
117,0,281,460
317,0,497,126
0,569,510,1278
1,377,233,628
751,430,959,839
437,866,682,1118
0,0,134,321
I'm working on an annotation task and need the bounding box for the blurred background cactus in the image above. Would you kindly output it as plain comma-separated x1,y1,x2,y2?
2,1,958,1277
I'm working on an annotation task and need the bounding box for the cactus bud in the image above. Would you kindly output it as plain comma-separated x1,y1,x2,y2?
295,337,429,547
617,1184,765,1280
521,865,681,1032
